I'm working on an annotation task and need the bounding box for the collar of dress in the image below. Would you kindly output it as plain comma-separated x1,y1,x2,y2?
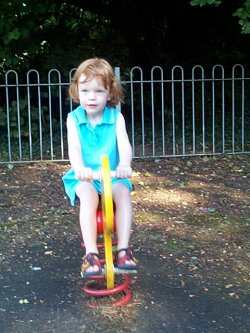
75,106,116,125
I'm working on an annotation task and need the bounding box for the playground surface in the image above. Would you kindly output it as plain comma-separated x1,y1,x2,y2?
0,155,249,333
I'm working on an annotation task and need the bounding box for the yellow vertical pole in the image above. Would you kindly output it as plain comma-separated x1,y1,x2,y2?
101,155,115,289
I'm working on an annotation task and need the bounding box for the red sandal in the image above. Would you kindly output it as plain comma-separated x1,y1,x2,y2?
116,248,137,270
81,253,102,277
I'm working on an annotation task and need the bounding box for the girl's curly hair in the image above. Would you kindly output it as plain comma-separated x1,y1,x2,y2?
69,57,124,107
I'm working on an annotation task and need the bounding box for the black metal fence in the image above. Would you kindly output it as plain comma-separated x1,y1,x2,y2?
0,64,249,163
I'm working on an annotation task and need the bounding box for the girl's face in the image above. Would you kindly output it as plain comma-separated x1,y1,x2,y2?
78,74,110,117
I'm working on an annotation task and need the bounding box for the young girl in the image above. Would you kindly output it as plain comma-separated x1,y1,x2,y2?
62,58,137,276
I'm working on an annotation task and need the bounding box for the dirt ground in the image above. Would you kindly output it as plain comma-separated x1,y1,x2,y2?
0,155,250,333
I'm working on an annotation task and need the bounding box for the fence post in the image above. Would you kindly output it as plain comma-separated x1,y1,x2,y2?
114,67,121,113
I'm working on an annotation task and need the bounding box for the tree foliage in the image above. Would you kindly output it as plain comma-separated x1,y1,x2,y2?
0,0,126,73
0,0,250,74
191,0,250,33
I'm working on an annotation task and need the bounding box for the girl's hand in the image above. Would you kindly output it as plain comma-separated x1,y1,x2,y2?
75,167,94,181
115,165,132,178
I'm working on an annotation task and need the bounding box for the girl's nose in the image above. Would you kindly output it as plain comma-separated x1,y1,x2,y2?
88,91,96,99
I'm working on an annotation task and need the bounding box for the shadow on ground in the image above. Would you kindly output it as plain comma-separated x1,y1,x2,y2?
0,155,250,332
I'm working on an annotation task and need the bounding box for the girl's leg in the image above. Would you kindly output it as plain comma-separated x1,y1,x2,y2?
76,181,99,273
112,183,136,266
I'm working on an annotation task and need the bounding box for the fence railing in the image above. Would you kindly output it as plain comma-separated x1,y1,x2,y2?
0,64,249,163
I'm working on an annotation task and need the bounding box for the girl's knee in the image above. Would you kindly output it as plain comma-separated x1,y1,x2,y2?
113,183,131,202
76,182,98,202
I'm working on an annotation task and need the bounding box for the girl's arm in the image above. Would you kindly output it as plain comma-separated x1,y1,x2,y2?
115,112,132,178
67,115,93,179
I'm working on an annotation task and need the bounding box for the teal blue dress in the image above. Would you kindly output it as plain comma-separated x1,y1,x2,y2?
62,105,133,206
